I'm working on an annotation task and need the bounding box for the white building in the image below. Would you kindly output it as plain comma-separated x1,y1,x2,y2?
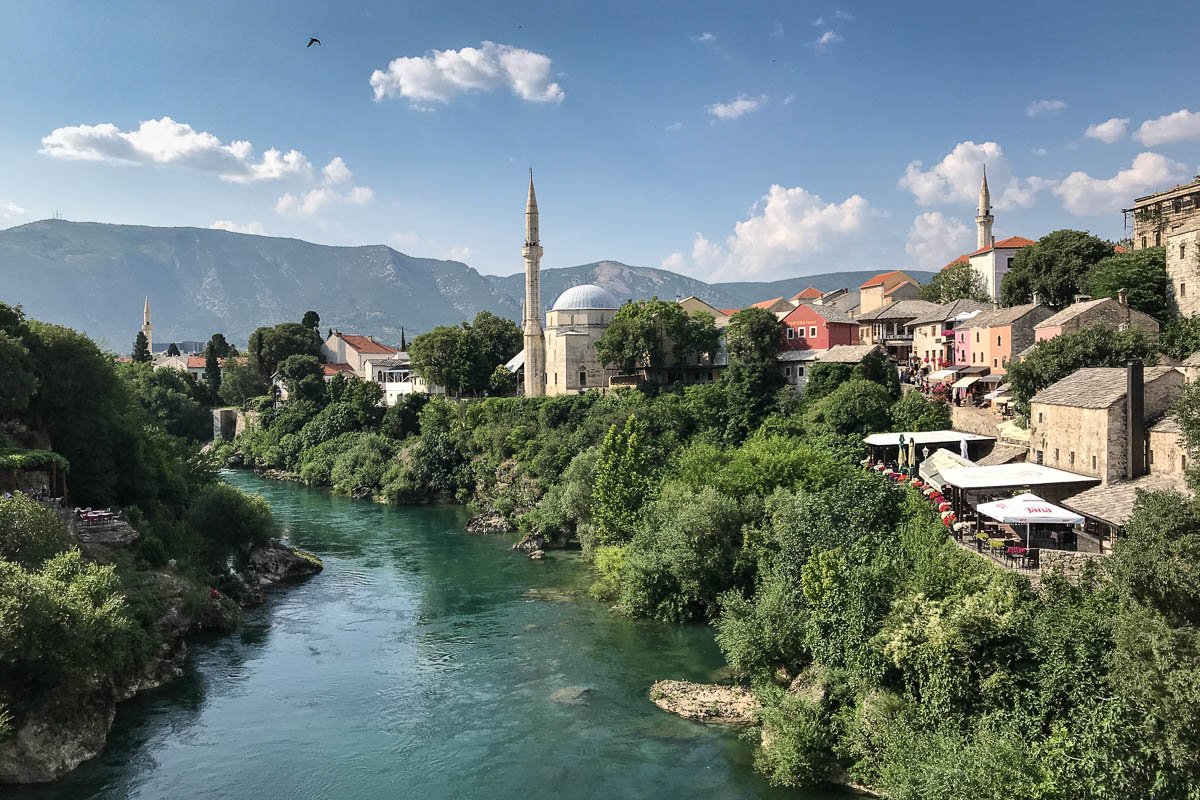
363,354,444,404
945,169,1036,302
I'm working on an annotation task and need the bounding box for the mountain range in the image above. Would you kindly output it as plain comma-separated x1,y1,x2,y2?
0,220,931,351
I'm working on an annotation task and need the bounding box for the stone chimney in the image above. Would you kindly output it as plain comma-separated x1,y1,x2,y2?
1073,294,1092,304
1127,359,1145,480
1118,288,1128,307
1031,291,1040,305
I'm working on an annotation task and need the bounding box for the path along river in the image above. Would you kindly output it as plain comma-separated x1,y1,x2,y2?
14,471,847,800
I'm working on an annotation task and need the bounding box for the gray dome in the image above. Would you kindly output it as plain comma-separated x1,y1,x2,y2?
550,284,622,311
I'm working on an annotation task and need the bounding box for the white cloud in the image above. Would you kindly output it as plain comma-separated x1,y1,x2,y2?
391,231,423,248
210,220,266,235
811,16,824,25
904,212,972,269
707,94,766,120
815,31,843,48
664,121,683,133
369,41,564,106
1054,152,1190,216
1135,108,1200,146
1,201,26,218
783,94,795,105
40,117,313,183
692,32,717,44
1031,147,1048,156
898,140,1049,210
835,9,855,20
1084,117,1129,144
660,184,872,281
770,22,784,38
276,183,373,218
1026,99,1067,117
322,156,352,184
445,245,471,262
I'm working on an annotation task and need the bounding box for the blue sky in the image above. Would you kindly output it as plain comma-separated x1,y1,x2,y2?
1,0,1198,281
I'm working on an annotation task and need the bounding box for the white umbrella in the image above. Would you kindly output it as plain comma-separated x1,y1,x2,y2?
974,493,1084,551
959,438,969,459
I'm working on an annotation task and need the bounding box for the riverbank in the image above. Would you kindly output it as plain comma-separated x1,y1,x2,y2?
0,529,322,784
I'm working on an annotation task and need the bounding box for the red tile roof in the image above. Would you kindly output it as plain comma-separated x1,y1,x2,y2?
941,254,969,271
322,362,357,377
338,333,398,354
860,269,907,288
1113,244,1127,253
751,297,785,309
185,356,248,369
791,286,822,301
719,308,740,316
969,236,1036,257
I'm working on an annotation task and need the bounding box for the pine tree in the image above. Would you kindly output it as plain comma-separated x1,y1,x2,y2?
204,342,222,403
400,326,407,351
301,310,321,332
132,331,151,362
166,342,181,356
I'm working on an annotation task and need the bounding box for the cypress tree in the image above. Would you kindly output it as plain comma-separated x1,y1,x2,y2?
204,342,222,402
166,342,181,356
132,331,151,362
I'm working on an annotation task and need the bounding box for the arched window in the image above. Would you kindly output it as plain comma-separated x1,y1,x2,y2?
579,369,587,386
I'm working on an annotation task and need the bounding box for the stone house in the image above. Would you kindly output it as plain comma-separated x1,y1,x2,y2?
1128,177,1200,252
814,288,860,317
1166,218,1200,317
778,343,882,395
1029,364,1184,484
790,286,823,303
908,299,992,368
1148,414,1189,477
965,303,1053,375
856,299,940,361
749,296,795,315
678,296,733,328
1034,292,1160,343
857,270,920,316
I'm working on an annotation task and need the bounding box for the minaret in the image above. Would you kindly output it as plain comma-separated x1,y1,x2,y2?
975,166,994,250
141,296,153,354
522,170,546,396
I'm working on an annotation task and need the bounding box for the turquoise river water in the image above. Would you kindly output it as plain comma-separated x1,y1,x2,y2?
14,471,847,800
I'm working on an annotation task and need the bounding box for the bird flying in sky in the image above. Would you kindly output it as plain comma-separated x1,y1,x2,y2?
307,37,321,47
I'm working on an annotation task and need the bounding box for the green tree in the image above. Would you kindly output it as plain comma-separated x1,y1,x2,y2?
1083,246,1169,322
0,493,72,569
207,333,234,358
166,342,181,357
999,229,1116,308
301,310,321,333
276,354,325,404
118,361,211,441
203,342,222,402
725,307,781,385
132,331,151,362
806,378,892,435
409,325,467,394
1005,324,1158,419
248,322,322,377
591,415,653,546
890,391,951,432
1160,316,1200,360
219,359,270,406
918,263,988,304
488,364,519,395
594,299,720,374
0,330,37,418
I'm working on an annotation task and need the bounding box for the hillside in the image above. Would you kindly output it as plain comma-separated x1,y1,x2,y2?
0,220,931,350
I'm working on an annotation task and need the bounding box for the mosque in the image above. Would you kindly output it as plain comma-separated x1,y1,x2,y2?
515,172,625,396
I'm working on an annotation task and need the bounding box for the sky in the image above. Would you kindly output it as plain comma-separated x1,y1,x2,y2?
1,0,1199,282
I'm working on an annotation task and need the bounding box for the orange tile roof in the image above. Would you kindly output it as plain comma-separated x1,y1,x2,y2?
791,286,822,301
322,362,357,376
338,333,398,354
969,236,1036,256
1113,244,1127,253
719,308,740,316
860,269,906,288
941,254,969,271
751,297,785,309
186,356,248,369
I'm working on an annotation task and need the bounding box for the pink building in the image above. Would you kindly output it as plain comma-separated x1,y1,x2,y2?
952,309,985,365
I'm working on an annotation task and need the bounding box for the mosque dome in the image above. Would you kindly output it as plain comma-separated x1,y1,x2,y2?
550,284,622,311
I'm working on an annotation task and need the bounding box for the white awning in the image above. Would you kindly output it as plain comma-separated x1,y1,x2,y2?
939,463,1098,490
951,376,980,389
863,430,993,447
928,369,959,381
976,493,1084,525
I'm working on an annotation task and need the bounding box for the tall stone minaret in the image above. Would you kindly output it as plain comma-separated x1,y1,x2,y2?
522,171,546,397
975,166,994,250
141,296,153,354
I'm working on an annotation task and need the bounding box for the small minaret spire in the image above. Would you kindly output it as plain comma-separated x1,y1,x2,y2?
975,165,994,250
141,296,153,355
522,170,546,396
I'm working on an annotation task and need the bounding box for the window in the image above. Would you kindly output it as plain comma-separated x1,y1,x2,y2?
1092,455,1096,470
1054,448,1059,462
787,327,795,339
784,366,792,376
1142,236,1148,249
1174,198,1183,213
1036,450,1044,465
1038,412,1043,423
1069,451,1075,466
1184,455,1189,471
1150,450,1155,465
996,334,1002,346
1182,282,1188,298
1182,243,1188,259
993,358,998,367
798,366,805,376
554,373,557,384
975,331,980,343
579,370,586,386
809,326,818,338
1156,231,1161,246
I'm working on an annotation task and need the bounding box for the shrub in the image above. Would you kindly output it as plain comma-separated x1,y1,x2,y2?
0,493,72,570
184,484,274,563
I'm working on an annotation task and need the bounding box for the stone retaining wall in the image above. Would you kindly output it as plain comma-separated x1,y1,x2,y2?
1039,549,1107,582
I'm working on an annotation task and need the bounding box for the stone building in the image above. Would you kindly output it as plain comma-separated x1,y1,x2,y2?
1033,292,1159,344
679,296,733,328
778,343,882,395
1127,177,1200,251
856,299,940,361
908,299,992,368
543,284,623,395
1166,218,1200,317
857,270,919,316
748,296,795,314
1028,364,1184,485
321,331,399,379
1148,414,1189,477
964,303,1052,375
140,296,153,353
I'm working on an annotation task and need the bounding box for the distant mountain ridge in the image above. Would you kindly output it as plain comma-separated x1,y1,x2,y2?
0,220,931,350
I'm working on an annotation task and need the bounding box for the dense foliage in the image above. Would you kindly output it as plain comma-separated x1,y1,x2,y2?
999,230,1117,308
917,263,988,304
409,311,522,396
593,299,720,373
1082,246,1169,323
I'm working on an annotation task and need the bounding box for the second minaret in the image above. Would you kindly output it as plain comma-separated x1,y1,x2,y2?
522,171,546,397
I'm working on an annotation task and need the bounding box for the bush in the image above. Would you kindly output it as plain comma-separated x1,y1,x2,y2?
0,493,72,570
184,484,274,563
753,690,831,788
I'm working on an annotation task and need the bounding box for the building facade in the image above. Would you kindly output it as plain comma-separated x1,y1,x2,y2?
543,284,622,396
857,299,940,360
522,171,547,396
857,270,919,316
1034,293,1160,343
321,331,399,378
1166,220,1200,317
1129,177,1200,251
909,299,991,368
965,303,1052,375
779,303,858,351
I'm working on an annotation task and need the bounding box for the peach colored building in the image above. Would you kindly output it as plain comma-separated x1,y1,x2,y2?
965,303,1053,375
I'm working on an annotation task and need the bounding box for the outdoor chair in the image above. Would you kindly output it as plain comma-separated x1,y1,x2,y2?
1024,549,1040,570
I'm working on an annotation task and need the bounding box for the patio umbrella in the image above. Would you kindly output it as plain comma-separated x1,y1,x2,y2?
959,438,969,459
974,493,1084,552
898,434,907,469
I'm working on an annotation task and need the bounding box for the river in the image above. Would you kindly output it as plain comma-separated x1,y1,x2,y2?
14,471,845,800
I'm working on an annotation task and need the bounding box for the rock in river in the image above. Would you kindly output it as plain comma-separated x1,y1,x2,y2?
648,680,760,725
550,686,593,706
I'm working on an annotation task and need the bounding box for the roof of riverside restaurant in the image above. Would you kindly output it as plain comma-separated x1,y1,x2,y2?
937,462,1099,490
863,430,993,446
1062,474,1190,528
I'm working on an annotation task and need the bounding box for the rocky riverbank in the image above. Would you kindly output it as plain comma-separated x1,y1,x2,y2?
648,680,760,724
0,537,322,784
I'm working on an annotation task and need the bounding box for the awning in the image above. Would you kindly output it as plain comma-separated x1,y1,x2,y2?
927,369,959,382
951,376,980,389
977,374,1004,384
976,493,1083,525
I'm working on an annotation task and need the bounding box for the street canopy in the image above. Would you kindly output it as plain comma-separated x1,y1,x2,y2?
975,493,1083,525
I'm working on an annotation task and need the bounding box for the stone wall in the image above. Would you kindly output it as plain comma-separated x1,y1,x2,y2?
210,408,259,442
1150,426,1188,476
1029,404,1109,480
1166,221,1200,317
1039,549,1106,582
950,405,1001,438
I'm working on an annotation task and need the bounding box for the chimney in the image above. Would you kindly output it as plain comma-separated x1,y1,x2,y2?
1031,291,1040,305
1073,293,1092,304
1127,359,1145,479
991,234,996,247
1118,288,1128,307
